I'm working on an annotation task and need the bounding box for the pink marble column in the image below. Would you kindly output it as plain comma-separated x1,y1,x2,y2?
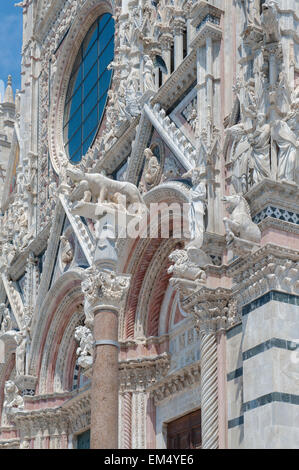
90,308,119,449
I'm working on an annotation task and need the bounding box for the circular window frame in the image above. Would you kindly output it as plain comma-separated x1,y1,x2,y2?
48,0,113,174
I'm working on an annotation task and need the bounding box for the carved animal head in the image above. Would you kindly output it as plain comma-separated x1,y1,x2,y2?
222,194,250,215
262,0,278,14
4,380,16,396
66,167,85,182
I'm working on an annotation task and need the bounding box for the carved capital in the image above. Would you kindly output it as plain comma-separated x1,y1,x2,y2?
81,267,131,326
173,16,186,35
193,300,229,334
182,286,235,334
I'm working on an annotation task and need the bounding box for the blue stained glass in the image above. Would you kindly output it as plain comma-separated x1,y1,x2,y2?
83,40,98,72
71,149,83,164
100,40,114,70
84,61,98,95
68,106,82,136
83,84,98,121
64,13,115,163
100,20,114,49
83,132,96,155
99,69,112,94
83,104,98,139
68,127,82,157
99,13,111,32
68,84,82,118
98,95,107,124
83,25,97,57
72,64,82,89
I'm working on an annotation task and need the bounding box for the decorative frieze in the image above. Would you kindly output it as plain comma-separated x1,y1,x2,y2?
149,362,201,406
119,354,170,393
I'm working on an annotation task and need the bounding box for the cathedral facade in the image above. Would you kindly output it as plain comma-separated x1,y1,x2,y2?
0,0,298,449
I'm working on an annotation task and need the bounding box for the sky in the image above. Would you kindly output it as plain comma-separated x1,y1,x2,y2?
0,0,23,100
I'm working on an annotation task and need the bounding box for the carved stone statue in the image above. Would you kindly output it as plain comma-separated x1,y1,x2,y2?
60,235,74,265
222,194,261,244
239,0,261,29
74,325,94,369
182,167,207,253
14,328,28,377
226,122,251,193
143,148,161,188
261,0,281,44
248,113,271,184
272,120,299,184
168,167,212,293
143,55,156,93
0,304,12,333
66,167,146,216
168,249,207,284
125,68,142,117
2,380,24,424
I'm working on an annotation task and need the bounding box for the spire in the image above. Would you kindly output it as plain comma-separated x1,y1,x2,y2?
3,75,14,104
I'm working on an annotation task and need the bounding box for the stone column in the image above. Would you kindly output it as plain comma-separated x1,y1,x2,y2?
199,328,219,449
81,267,130,449
173,16,185,69
91,307,119,449
185,293,231,449
121,392,132,449
217,329,228,449
160,33,173,82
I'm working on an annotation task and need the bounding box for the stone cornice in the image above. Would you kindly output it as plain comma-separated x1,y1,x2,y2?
190,23,222,49
151,50,197,112
245,179,299,217
230,248,299,308
0,438,20,449
226,243,299,280
191,1,224,27
258,217,299,236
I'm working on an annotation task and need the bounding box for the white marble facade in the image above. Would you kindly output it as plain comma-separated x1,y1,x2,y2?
0,0,298,449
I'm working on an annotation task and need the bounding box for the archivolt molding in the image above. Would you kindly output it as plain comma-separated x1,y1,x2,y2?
134,238,178,338
54,306,85,393
29,269,85,383
117,181,190,273
118,181,191,339
37,288,84,395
